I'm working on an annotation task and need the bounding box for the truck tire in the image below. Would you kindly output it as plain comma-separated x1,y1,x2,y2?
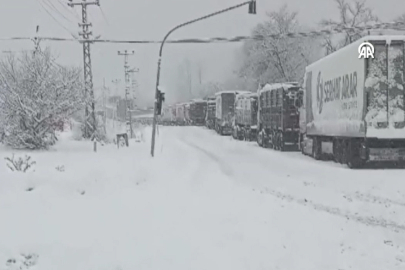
332,139,339,162
261,132,267,148
279,132,285,152
312,137,322,160
346,139,365,169
273,131,278,150
257,131,262,147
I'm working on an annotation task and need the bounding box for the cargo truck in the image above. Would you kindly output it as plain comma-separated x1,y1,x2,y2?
189,99,208,126
170,106,177,125
175,103,186,125
257,82,301,150
205,97,216,129
184,103,191,125
232,92,258,141
159,107,172,125
160,105,175,125
215,91,249,135
298,35,405,168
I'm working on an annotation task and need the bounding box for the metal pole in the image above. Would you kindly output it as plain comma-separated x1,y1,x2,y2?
150,0,254,157
118,50,135,138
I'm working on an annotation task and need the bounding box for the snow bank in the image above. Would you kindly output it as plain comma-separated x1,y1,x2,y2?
1,126,405,270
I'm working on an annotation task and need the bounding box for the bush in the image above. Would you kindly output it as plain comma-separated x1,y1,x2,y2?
0,48,85,149
5,154,36,172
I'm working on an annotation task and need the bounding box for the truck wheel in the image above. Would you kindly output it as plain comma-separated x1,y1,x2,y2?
333,139,344,164
262,132,267,148
312,137,322,160
299,134,305,155
279,132,285,152
257,132,262,147
273,132,279,150
346,140,365,169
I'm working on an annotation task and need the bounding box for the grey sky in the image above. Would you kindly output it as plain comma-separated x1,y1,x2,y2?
0,0,403,107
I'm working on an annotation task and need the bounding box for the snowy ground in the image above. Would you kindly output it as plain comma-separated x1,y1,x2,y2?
1,122,405,270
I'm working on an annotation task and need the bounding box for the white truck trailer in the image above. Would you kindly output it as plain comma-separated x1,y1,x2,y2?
299,35,405,168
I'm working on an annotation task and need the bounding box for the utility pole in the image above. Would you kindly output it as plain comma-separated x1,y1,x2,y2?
111,79,121,126
68,0,99,140
198,64,202,85
32,25,41,56
118,50,135,138
103,78,108,128
128,67,139,107
112,79,120,96
150,0,257,157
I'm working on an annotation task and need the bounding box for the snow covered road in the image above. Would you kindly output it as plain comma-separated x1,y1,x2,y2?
1,125,405,269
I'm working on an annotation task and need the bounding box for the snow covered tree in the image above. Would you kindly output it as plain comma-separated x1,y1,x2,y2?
320,0,378,55
394,13,405,33
238,5,317,87
199,81,223,98
0,48,85,149
175,57,193,101
365,44,404,124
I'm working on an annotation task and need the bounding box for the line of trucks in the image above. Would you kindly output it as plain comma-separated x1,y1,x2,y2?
159,35,405,168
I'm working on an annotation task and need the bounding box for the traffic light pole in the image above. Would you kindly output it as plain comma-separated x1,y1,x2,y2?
150,0,256,157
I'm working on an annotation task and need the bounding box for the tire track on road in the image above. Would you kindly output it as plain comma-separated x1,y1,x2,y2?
258,187,405,233
343,191,405,208
180,139,235,178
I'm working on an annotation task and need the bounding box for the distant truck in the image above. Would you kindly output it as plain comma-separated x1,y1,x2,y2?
159,107,171,125
298,35,405,168
160,105,175,125
215,91,250,135
205,97,216,129
175,103,185,125
257,82,301,151
184,103,191,125
232,92,258,141
170,106,177,125
189,99,208,126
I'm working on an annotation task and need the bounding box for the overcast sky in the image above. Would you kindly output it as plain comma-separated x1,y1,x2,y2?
0,0,403,107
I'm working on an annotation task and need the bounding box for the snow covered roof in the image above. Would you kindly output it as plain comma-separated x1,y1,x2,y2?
235,92,257,101
105,105,116,110
306,35,405,70
190,99,207,103
215,90,250,96
133,114,153,119
259,83,300,94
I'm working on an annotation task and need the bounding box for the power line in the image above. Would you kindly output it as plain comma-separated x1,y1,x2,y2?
2,21,402,44
99,6,109,25
43,0,76,26
57,0,81,20
35,0,77,38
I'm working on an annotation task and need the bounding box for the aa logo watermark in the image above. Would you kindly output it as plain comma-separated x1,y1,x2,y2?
358,42,374,59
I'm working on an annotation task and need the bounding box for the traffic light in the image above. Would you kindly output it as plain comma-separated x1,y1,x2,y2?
248,0,256,14
156,90,165,115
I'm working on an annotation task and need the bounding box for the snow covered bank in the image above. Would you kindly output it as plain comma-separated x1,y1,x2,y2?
0,126,405,269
